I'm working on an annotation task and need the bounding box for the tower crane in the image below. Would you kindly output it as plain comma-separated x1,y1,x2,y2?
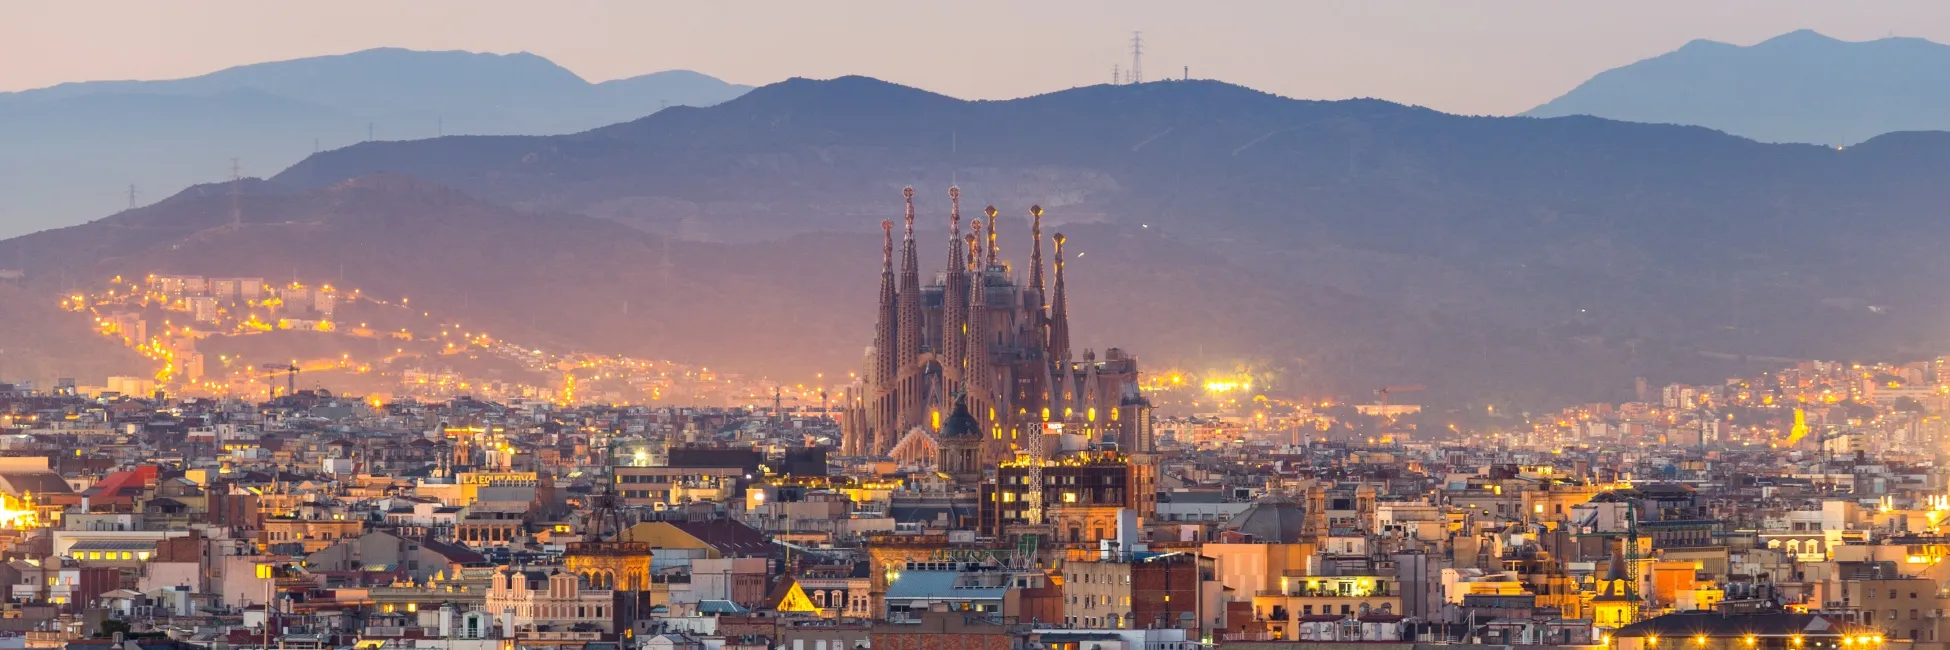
1375,385,1425,407
260,362,298,398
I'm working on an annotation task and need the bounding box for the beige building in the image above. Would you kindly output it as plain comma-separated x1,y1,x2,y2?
484,566,617,634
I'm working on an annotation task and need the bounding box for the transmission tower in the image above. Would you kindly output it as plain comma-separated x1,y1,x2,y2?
1129,31,1143,84
230,158,243,228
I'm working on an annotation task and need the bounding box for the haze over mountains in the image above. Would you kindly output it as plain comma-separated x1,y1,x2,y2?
15,75,1950,407
0,48,750,239
1526,30,1950,145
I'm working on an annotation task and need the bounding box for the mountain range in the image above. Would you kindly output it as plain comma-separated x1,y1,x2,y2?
0,48,750,239
1526,30,1950,145
15,75,1950,408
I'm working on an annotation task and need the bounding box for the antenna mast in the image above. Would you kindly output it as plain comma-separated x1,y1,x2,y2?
230,158,243,228
1129,31,1144,84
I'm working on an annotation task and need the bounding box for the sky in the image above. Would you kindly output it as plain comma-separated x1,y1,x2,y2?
6,1,1950,115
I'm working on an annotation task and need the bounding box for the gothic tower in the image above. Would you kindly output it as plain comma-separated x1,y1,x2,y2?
1048,233,1072,369
869,219,899,455
894,187,925,449
940,187,968,410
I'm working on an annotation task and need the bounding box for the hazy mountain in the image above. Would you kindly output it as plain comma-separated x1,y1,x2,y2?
0,48,750,239
20,75,1950,406
1525,30,1950,145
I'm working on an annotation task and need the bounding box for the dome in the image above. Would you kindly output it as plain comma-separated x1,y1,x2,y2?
1219,496,1307,543
941,393,981,440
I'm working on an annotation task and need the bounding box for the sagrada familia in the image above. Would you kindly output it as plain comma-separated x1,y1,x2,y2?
840,187,1152,476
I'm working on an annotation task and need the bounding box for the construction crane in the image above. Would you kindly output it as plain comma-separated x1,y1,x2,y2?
260,362,298,398
1375,385,1426,407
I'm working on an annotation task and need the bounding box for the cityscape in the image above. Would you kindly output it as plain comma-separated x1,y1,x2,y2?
10,5,1950,650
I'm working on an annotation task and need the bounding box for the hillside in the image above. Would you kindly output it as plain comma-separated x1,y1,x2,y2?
0,48,751,239
272,76,1950,386
20,75,1950,404
1525,30,1950,145
0,175,1594,403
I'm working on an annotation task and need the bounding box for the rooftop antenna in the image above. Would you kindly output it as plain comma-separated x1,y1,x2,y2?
1130,31,1144,84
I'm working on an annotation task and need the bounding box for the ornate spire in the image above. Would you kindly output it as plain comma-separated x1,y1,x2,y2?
1029,205,1045,295
903,187,916,240
966,225,982,273
1048,233,1072,365
870,217,900,455
965,230,992,436
939,187,968,405
983,205,1000,269
896,188,922,367
947,187,964,273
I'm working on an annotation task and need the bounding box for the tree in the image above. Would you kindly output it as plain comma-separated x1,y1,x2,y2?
97,620,130,638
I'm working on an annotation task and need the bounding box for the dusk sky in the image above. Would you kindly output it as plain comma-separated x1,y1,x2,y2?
7,1,1950,115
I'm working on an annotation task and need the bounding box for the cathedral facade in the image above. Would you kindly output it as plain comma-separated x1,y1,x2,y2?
840,187,1152,469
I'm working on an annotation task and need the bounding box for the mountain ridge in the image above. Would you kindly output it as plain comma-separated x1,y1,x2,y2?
20,75,1950,405
0,47,753,240
1525,30,1950,145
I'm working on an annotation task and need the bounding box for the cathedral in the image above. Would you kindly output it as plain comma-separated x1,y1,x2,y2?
840,187,1153,472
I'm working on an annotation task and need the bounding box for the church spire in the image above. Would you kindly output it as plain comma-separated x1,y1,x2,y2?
984,205,1000,269
894,187,925,444
965,223,992,438
1029,205,1045,295
947,187,965,273
1048,233,1072,366
898,188,922,362
966,224,982,274
869,219,900,455
940,187,969,403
